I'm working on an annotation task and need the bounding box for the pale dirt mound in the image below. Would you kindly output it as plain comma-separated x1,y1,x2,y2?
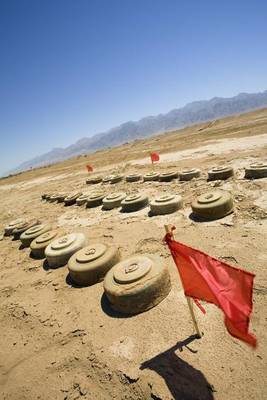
132,133,267,165
0,108,267,400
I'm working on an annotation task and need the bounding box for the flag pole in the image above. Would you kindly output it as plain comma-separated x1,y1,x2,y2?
150,152,154,171
185,298,201,338
164,224,201,338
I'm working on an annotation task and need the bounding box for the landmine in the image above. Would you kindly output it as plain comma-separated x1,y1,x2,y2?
86,176,102,184
179,168,201,181
44,194,53,201
4,218,26,236
143,172,160,181
208,166,234,180
159,171,179,182
45,233,87,268
86,192,105,208
49,193,66,203
20,223,52,247
102,192,127,210
150,194,183,215
244,162,267,179
12,219,40,240
47,194,60,202
109,174,124,184
49,194,60,203
55,193,66,203
102,176,111,184
42,193,54,200
76,193,90,206
102,175,116,184
64,192,82,206
191,190,234,220
121,193,149,212
104,254,171,314
68,243,120,286
30,230,60,259
126,174,142,182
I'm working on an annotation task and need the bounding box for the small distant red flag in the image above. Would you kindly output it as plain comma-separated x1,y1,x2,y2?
86,164,93,172
165,229,257,347
150,152,160,163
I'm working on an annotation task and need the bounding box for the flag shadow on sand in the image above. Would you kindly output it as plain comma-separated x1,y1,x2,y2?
140,336,214,400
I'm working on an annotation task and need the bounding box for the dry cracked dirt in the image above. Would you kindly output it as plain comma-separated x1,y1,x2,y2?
0,108,267,400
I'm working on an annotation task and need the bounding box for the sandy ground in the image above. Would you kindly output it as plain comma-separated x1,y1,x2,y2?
133,133,267,165
0,108,267,400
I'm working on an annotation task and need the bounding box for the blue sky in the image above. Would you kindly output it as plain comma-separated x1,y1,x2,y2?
0,0,267,175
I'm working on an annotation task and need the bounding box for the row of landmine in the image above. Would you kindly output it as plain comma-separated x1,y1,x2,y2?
41,162,267,218
86,162,267,185
3,218,172,315
42,188,234,220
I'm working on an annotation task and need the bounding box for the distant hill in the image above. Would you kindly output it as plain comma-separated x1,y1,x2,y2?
12,90,267,173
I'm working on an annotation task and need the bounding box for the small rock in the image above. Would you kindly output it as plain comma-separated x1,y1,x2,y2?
71,329,86,337
220,221,234,227
29,265,39,271
211,180,222,187
79,386,87,396
122,368,140,383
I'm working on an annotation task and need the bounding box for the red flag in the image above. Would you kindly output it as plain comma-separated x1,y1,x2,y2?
150,152,160,163
165,229,257,347
86,164,93,172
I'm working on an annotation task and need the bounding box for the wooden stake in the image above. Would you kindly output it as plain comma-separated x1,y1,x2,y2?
186,297,201,338
164,224,201,338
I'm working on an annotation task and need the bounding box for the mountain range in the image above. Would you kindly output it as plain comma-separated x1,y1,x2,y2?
12,90,267,173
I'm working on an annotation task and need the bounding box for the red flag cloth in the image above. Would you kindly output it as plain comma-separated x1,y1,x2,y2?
150,152,160,163
165,231,257,347
86,164,93,172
